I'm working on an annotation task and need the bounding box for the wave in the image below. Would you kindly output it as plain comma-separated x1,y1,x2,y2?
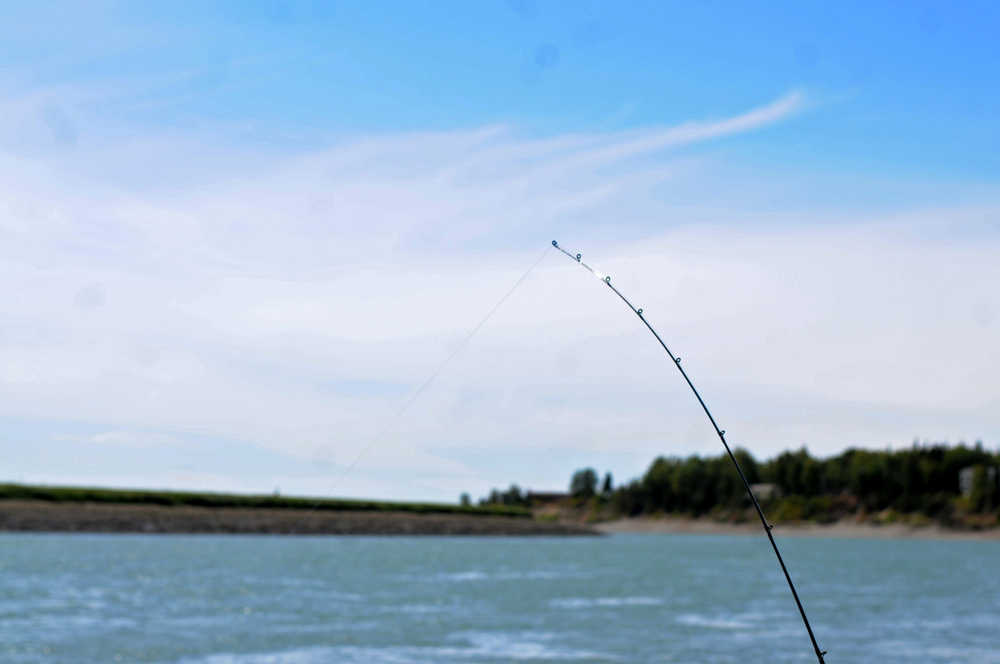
175,631,618,663
675,613,753,630
549,596,663,609
402,569,586,583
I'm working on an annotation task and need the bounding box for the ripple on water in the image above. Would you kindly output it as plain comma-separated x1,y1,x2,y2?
401,569,585,583
175,631,619,663
549,596,663,609
675,613,754,630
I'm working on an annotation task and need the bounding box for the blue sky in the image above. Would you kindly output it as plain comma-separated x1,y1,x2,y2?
6,2,999,173
1,2,998,500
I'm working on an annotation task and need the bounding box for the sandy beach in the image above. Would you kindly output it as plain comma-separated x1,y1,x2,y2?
594,516,1000,540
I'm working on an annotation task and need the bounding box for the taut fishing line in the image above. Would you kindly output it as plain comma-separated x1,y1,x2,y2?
328,244,553,493
551,240,828,664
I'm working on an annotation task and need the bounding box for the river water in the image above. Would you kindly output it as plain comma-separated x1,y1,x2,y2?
1,532,997,663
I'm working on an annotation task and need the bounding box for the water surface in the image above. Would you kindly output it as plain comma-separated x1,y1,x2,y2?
2,533,997,662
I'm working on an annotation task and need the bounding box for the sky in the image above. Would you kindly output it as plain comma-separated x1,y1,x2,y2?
1,1,998,502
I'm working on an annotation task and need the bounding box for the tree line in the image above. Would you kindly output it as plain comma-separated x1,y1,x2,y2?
478,441,1000,521
609,442,999,519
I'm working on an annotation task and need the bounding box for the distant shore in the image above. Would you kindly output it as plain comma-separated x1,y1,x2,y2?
594,516,1000,540
0,500,598,536
5,501,999,539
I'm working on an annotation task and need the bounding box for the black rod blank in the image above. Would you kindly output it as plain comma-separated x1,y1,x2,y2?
551,240,827,664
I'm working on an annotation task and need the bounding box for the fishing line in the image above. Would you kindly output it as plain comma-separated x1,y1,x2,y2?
551,240,828,664
332,244,553,487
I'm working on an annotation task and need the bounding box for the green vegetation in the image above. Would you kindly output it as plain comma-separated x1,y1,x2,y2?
0,483,530,518
607,441,1000,526
569,468,599,498
478,441,1000,528
479,484,531,507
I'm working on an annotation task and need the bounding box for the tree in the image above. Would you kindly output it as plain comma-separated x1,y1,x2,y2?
570,468,598,498
970,465,999,512
502,484,525,506
601,472,613,495
642,456,677,511
459,493,471,507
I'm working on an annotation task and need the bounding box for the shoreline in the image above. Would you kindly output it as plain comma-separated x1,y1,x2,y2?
594,516,1000,540
4,501,996,540
0,500,597,536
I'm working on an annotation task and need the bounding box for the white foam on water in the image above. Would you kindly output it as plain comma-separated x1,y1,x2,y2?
447,630,619,661
426,570,489,582
175,631,618,663
492,569,589,581
924,646,1000,663
675,613,753,630
392,603,449,614
399,569,585,583
177,646,413,664
872,640,1000,663
549,596,663,609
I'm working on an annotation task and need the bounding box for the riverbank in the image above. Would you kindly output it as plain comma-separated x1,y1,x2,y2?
0,500,598,535
594,516,1000,540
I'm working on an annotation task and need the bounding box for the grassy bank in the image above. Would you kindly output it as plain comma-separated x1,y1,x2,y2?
0,483,529,518
0,500,598,535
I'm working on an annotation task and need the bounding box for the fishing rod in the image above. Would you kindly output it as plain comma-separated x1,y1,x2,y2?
551,240,827,664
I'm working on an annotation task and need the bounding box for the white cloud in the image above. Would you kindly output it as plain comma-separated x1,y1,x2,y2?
1,88,997,501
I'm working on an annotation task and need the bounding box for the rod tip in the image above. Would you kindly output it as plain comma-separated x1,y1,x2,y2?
551,240,558,247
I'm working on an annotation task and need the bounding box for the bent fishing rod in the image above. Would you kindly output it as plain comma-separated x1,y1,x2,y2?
551,240,827,664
